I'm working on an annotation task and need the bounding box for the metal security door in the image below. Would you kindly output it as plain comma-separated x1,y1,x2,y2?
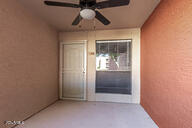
61,43,86,100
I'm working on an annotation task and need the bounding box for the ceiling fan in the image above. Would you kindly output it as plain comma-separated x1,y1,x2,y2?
44,0,130,26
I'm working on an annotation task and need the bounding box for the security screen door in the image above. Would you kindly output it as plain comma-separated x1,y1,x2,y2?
61,43,86,100
96,40,132,94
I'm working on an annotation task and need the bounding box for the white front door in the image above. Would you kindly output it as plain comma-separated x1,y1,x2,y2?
60,43,86,100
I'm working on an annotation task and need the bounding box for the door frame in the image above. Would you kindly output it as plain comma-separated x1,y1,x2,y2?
59,40,87,101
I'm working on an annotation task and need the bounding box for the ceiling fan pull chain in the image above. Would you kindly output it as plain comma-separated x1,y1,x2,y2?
79,15,83,28
93,18,96,41
93,18,96,30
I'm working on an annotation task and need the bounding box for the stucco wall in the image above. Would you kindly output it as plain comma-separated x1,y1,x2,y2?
0,0,59,127
141,0,192,127
59,28,140,103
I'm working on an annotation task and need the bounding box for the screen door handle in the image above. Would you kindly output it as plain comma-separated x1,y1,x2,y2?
83,68,85,73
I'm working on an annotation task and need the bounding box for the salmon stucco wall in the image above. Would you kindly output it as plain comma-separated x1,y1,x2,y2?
0,0,59,127
141,0,192,127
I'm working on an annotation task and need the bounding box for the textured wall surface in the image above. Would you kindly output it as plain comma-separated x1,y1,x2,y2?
0,0,59,127
141,0,192,127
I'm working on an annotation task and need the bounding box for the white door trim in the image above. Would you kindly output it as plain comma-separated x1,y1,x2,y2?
59,40,87,101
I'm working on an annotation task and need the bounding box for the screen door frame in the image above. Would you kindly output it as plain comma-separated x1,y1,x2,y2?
59,40,87,101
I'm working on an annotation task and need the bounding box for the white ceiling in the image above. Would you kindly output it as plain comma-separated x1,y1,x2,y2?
18,0,160,31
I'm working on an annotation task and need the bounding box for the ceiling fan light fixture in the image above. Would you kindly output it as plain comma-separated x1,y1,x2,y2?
80,9,96,20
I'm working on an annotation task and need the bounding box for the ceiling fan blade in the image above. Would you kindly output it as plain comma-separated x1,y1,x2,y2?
95,0,130,9
72,14,82,25
95,11,110,25
44,1,80,8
